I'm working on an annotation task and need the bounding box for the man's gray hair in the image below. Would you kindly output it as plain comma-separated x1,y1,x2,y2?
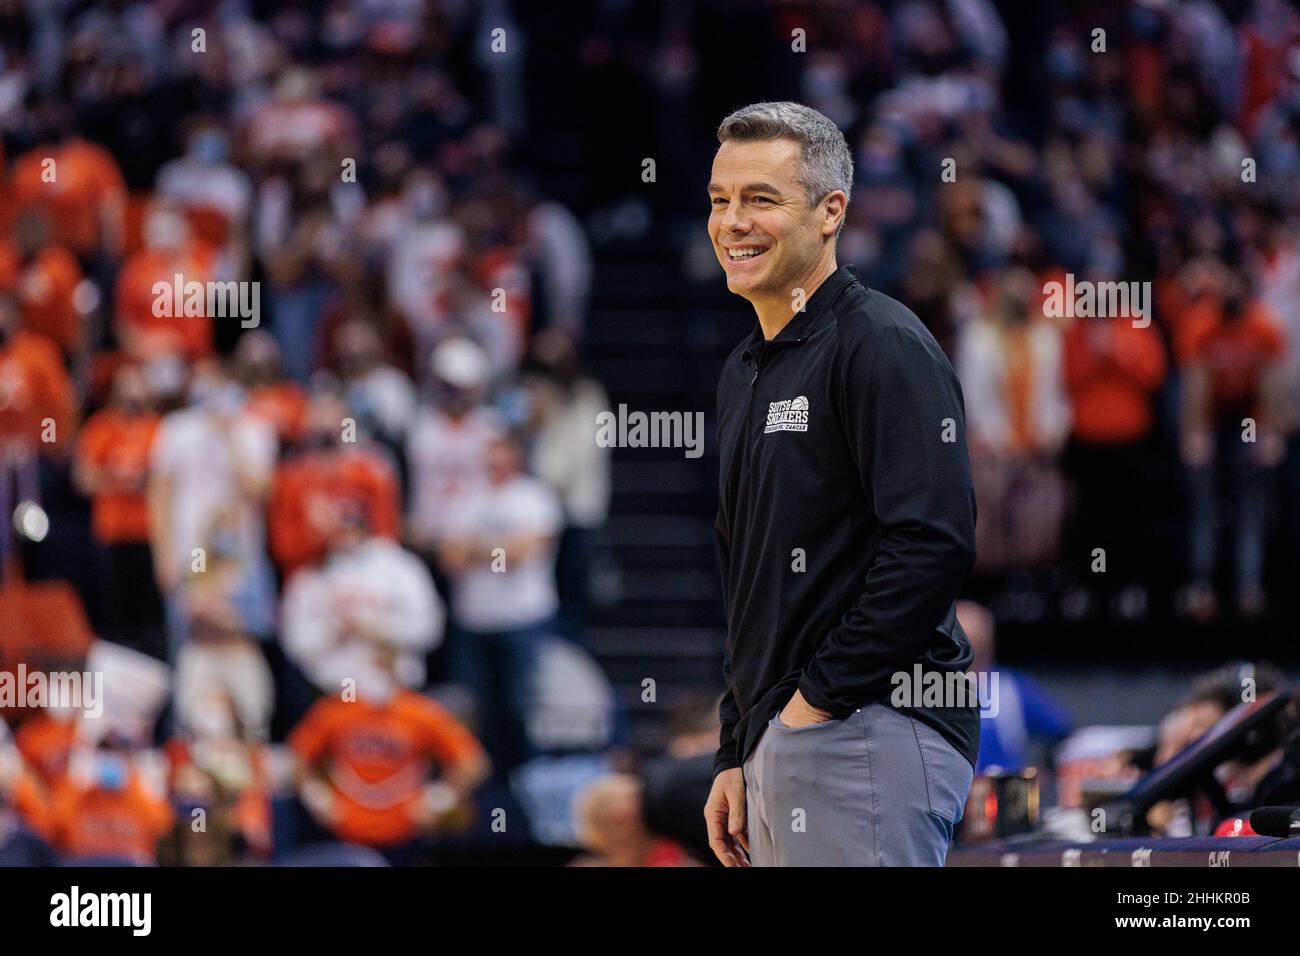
716,101,854,214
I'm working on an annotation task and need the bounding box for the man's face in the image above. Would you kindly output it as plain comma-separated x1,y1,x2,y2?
708,138,836,301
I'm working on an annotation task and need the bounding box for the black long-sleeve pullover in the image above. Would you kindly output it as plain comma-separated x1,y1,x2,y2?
713,264,980,776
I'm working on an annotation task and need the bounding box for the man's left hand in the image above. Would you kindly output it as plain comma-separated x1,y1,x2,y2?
779,689,834,728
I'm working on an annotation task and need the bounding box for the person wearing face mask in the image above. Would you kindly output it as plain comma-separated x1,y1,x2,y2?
288,639,489,864
280,492,443,701
267,389,401,579
147,360,277,650
113,202,218,361
156,120,253,256
48,736,174,866
73,365,165,658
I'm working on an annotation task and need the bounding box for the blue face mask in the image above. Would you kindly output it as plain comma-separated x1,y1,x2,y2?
95,753,128,792
193,131,229,165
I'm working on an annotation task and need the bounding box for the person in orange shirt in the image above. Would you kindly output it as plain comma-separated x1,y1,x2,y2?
1062,313,1167,615
289,645,489,862
13,708,79,791
73,365,165,658
1178,270,1287,620
0,724,56,863
267,390,400,578
48,740,174,866
0,211,85,354
114,203,217,362
7,137,126,263
0,289,77,457
233,331,308,445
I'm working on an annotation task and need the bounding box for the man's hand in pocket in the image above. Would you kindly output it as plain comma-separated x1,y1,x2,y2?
778,689,833,728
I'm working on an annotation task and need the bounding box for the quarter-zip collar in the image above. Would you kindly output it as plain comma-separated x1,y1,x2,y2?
740,264,859,371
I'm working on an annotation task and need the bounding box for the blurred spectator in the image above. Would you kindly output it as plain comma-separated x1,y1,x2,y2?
114,201,218,362
0,287,77,457
147,360,277,650
49,737,173,866
289,645,489,863
332,318,417,453
1177,269,1287,619
440,430,563,771
7,132,126,265
0,210,84,355
957,600,1072,774
956,267,1070,571
173,524,276,745
1145,662,1295,836
235,331,309,447
1062,292,1167,615
280,493,443,697
570,774,697,867
405,336,503,558
523,328,611,638
73,364,164,657
268,389,400,579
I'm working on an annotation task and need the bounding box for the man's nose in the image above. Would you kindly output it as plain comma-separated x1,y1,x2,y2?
719,200,749,233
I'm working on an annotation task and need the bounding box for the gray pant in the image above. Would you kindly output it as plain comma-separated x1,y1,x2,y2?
742,703,973,866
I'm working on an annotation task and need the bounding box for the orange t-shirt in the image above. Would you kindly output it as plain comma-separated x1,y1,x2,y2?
0,329,76,451
5,766,54,840
1183,302,1286,412
8,140,126,257
0,240,84,352
1063,319,1167,443
75,408,161,543
14,713,77,789
49,773,175,864
114,243,217,360
247,381,309,444
268,450,401,576
290,691,485,847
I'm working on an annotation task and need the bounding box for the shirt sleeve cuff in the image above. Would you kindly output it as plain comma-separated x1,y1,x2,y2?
797,671,837,715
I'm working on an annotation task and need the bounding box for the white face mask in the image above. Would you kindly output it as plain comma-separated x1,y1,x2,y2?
361,667,399,705
144,212,187,250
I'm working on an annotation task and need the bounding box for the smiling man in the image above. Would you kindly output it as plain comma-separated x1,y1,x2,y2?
703,102,979,866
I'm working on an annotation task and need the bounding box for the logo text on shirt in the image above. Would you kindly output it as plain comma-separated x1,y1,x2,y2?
764,396,809,433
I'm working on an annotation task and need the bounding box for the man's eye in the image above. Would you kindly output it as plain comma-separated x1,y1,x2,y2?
751,196,773,205
711,198,728,207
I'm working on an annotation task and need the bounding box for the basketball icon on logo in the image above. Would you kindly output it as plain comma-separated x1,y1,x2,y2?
791,396,809,411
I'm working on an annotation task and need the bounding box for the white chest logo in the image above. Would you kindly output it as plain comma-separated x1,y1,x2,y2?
765,395,809,433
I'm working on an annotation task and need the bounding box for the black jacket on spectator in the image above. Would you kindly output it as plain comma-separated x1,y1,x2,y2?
713,264,980,776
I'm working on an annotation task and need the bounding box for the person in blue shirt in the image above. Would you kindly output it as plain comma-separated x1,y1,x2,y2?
957,600,1073,773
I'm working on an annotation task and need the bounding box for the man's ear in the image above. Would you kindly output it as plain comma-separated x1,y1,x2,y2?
821,190,847,239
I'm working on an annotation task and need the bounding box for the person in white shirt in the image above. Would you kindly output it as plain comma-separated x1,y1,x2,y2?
281,493,444,698
439,431,563,770
147,361,277,654
405,337,504,555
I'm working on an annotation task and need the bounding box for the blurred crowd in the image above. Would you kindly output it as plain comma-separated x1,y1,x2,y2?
2,0,1300,867
668,0,1300,624
0,0,617,867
